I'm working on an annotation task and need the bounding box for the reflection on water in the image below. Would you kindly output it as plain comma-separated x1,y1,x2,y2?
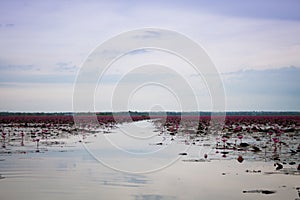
134,194,176,200
0,120,299,200
82,120,188,173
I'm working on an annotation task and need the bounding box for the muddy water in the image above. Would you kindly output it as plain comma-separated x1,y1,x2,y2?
0,120,299,200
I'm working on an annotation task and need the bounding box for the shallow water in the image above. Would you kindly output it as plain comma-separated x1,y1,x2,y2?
0,120,299,200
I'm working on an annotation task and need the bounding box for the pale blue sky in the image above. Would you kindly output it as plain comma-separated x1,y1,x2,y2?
0,0,299,111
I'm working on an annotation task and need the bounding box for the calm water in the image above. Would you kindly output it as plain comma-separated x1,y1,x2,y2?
0,120,299,200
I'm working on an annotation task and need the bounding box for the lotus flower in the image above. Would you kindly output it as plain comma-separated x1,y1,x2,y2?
237,155,244,163
272,137,279,144
238,134,243,144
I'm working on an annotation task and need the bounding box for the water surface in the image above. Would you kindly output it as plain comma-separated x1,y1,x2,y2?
1,120,299,200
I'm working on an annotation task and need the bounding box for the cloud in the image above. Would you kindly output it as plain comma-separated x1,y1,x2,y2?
178,0,300,21
0,63,75,84
133,30,162,39
0,64,37,71
0,83,73,112
0,23,15,28
1,0,300,73
5,23,14,27
0,1,299,111
128,49,151,55
56,62,78,72
0,66,299,111
223,66,300,94
223,66,300,110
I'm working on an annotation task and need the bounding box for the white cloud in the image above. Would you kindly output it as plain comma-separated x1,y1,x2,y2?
0,83,73,112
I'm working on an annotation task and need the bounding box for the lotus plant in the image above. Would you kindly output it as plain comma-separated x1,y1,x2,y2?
238,134,243,144
222,137,227,149
268,131,273,142
34,138,40,152
20,131,24,146
272,137,279,151
1,132,6,148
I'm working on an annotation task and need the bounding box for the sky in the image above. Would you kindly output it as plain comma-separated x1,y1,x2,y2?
0,0,300,112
